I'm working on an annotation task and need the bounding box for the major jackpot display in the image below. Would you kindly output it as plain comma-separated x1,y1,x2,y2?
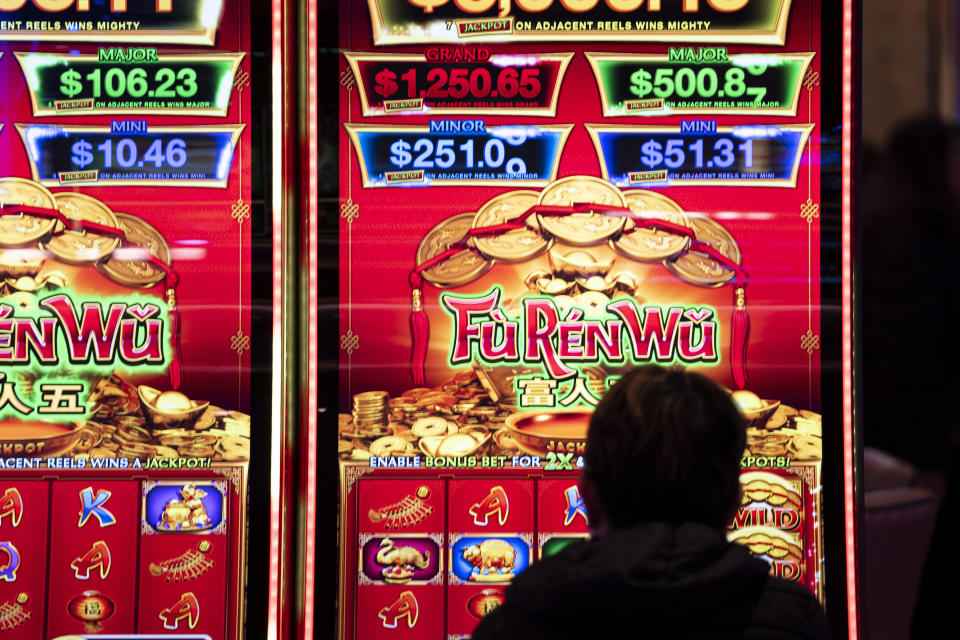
339,0,830,637
0,1,254,638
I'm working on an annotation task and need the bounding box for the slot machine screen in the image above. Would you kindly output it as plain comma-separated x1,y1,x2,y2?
0,1,299,638
334,0,858,637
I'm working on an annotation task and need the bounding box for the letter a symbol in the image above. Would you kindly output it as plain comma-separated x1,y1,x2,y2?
159,592,200,630
469,486,510,526
78,487,116,528
378,590,419,629
71,540,112,579
0,488,23,528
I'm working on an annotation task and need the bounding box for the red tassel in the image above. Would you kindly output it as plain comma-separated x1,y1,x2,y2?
166,286,182,390
731,285,749,390
409,272,429,385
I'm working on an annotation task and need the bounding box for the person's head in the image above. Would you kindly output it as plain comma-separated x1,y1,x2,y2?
580,365,745,535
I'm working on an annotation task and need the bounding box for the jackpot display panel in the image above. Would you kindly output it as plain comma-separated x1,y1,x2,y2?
0,1,305,639
337,0,859,638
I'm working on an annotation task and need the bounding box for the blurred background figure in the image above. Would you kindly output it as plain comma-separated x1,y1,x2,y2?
862,3,960,636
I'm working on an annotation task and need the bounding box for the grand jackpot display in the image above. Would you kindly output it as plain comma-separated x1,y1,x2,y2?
0,1,312,638
338,0,859,638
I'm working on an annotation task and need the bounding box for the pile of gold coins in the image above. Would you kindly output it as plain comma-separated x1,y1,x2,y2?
76,375,251,462
0,176,171,288
339,370,524,461
416,175,742,291
734,390,822,461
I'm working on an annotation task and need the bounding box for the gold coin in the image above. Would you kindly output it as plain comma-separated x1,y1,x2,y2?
369,435,411,457
179,444,216,457
46,193,120,265
665,213,741,287
416,213,493,287
537,176,627,246
219,434,250,453
0,178,58,247
117,422,152,443
96,213,170,288
153,446,179,458
194,407,217,431
354,391,388,402
612,191,690,262
472,191,549,263
119,442,157,456
574,291,610,319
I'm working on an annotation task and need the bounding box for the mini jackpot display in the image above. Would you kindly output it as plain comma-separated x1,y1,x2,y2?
337,1,859,638
0,1,308,639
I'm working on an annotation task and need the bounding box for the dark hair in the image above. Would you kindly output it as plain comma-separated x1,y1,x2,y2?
584,365,746,528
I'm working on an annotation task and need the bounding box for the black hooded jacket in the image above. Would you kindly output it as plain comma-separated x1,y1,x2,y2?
472,522,829,640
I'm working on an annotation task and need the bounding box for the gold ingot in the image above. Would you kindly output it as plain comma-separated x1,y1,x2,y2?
547,248,614,278
731,390,780,429
539,277,573,295
0,250,44,280
138,385,210,431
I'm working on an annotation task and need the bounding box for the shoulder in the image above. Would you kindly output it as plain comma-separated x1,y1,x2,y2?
746,577,830,639
471,601,559,640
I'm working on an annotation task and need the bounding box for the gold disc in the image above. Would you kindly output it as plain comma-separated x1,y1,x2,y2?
536,175,627,246
416,213,493,287
472,190,549,263
664,213,741,287
46,193,120,265
612,191,690,262
0,177,58,247
96,213,171,288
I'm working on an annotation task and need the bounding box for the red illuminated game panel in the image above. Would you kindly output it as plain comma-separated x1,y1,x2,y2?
0,469,242,639
341,464,822,639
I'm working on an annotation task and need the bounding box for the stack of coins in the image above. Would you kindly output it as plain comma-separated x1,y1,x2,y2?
112,416,159,459
353,391,390,428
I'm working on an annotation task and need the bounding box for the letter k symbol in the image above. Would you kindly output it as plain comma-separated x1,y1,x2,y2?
79,487,116,528
563,485,589,526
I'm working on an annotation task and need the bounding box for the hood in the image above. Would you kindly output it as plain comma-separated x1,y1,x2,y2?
506,522,770,627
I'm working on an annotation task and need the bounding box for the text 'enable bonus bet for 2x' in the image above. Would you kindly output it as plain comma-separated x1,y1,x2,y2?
0,0,259,639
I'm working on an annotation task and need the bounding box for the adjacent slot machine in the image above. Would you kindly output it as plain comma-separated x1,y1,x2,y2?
335,0,858,638
0,1,309,639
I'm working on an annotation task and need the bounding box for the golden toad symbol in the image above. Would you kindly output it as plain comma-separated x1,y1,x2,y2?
157,484,213,532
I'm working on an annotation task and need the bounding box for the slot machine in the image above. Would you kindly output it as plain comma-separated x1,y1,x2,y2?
333,0,861,638
0,1,316,639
